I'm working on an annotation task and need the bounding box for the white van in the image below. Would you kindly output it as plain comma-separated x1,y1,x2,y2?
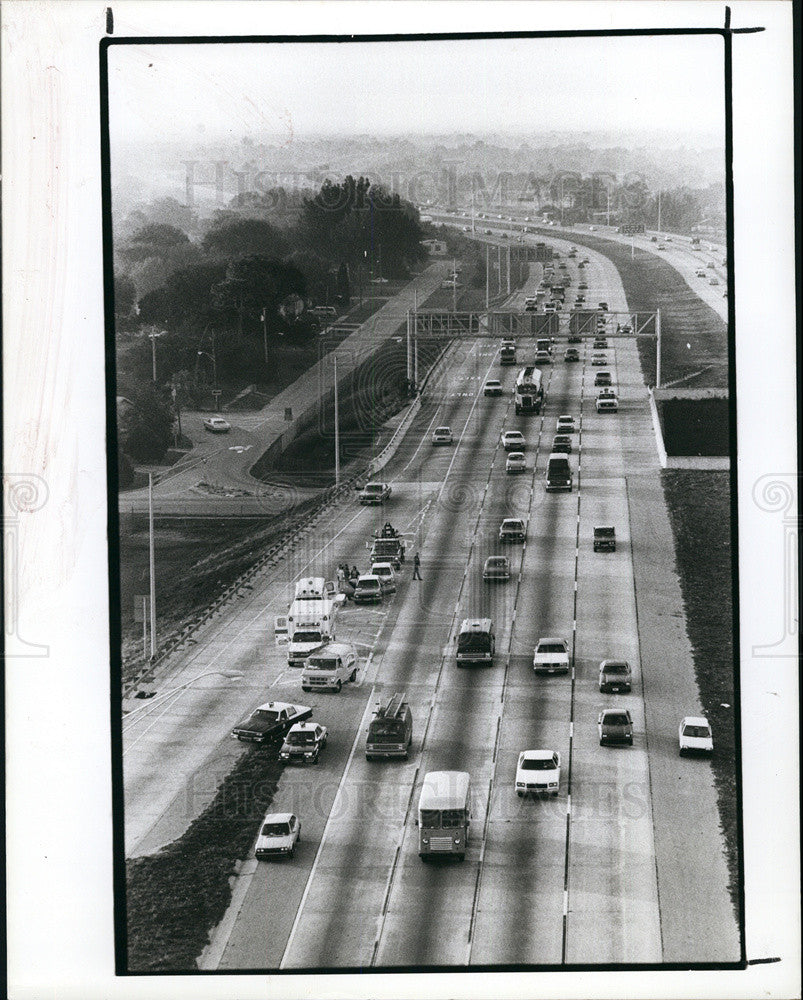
301,642,359,693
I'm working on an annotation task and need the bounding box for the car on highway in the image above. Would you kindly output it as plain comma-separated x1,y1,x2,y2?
359,481,392,505
353,574,388,604
533,637,570,674
657,243,667,250
534,349,551,365
432,426,453,445
574,296,586,306
598,660,632,693
515,749,561,797
483,555,511,582
556,415,575,434
484,228,492,234
706,260,716,268
255,812,301,860
590,353,607,366
594,371,613,387
524,297,538,311
370,562,397,593
696,268,707,277
552,434,572,454
578,281,588,290
650,235,658,242
620,323,633,334
709,276,719,285
598,301,609,311
679,716,714,755
484,379,504,396
593,525,616,551
502,430,526,451
499,517,526,543
279,722,328,765
544,301,556,313
506,451,526,474
301,643,358,692
598,708,634,746
203,416,231,433
593,337,608,349
232,701,313,744
564,348,580,362
596,394,619,413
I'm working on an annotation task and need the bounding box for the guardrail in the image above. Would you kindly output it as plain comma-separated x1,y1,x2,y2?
122,341,455,696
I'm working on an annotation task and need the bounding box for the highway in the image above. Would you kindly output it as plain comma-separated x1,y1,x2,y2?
119,236,740,969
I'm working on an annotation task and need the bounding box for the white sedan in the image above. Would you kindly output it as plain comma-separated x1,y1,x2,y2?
555,415,576,434
432,426,453,445
502,430,526,451
203,416,231,433
679,716,714,755
506,452,526,474
255,812,301,860
533,637,570,674
516,750,561,797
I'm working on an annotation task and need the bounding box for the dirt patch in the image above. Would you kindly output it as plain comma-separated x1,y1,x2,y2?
661,470,739,909
658,397,732,456
125,745,284,972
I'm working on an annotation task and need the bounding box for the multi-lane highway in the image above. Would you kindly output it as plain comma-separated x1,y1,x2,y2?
124,236,739,970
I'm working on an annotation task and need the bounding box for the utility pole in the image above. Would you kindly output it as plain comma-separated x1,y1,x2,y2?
148,330,164,382
406,310,412,385
497,246,502,295
333,355,340,485
506,246,511,295
261,307,268,362
148,472,156,661
485,244,490,310
452,257,457,312
656,309,662,388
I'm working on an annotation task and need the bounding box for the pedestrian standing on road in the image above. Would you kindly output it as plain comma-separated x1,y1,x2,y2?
412,552,422,580
351,565,359,582
337,565,345,588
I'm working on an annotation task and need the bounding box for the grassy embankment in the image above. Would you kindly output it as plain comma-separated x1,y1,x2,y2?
662,471,739,909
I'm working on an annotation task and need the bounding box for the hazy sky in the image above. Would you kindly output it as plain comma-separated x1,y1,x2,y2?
108,34,726,144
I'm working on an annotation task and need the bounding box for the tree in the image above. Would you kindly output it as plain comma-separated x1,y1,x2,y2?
211,255,307,338
137,261,228,327
201,217,288,260
147,197,198,235
122,223,191,263
114,273,137,317
118,382,174,462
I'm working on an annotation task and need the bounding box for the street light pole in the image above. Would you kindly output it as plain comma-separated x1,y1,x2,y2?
148,330,164,382
656,308,662,388
148,472,156,661
333,354,340,486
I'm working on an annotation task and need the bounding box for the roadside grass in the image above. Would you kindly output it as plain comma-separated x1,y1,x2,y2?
661,470,740,911
530,228,729,389
657,398,731,456
125,745,284,972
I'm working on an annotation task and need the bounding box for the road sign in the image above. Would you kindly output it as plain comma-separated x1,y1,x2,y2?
620,223,646,235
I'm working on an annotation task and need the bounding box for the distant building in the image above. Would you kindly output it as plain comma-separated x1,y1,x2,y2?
421,239,447,256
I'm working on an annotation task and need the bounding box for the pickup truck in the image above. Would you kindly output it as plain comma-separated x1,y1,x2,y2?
231,701,313,744
369,525,406,569
593,526,616,552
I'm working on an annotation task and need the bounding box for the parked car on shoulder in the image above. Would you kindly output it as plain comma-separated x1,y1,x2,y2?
515,749,561,797
279,722,328,764
598,660,632,693
203,416,231,433
679,716,714,755
598,709,633,745
232,701,313,744
255,812,301,860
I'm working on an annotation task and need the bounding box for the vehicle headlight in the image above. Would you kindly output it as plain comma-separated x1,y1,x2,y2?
516,781,524,787
454,837,461,844
422,836,429,844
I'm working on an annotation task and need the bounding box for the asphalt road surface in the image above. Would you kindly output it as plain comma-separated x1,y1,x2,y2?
123,241,739,970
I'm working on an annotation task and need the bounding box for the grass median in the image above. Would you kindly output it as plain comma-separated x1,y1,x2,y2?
125,744,284,972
